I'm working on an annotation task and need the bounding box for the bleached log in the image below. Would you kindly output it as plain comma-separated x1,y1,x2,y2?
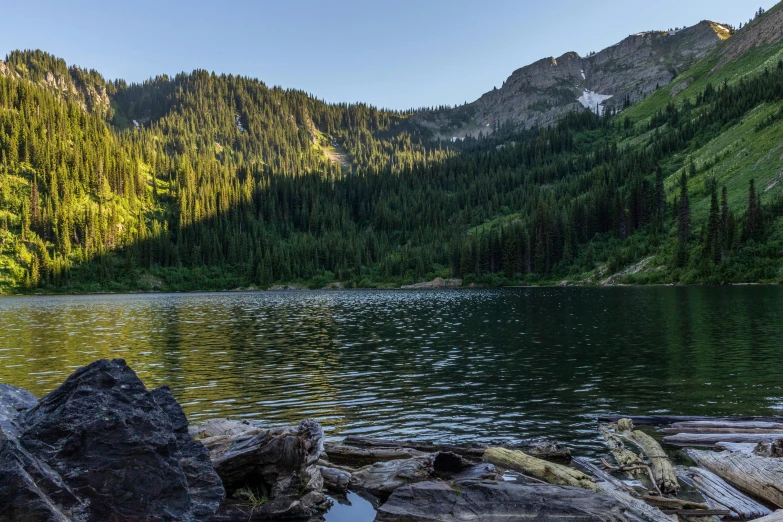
617,420,679,495
665,421,783,434
665,433,783,446
687,449,783,508
483,447,598,491
749,511,783,522
714,442,758,454
601,424,645,471
342,435,571,460
679,467,771,520
573,457,675,522
598,415,783,427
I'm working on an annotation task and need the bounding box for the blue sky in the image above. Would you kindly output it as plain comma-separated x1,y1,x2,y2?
1,1,778,110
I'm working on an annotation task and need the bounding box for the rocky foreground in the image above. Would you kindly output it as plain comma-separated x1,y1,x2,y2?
2,360,783,521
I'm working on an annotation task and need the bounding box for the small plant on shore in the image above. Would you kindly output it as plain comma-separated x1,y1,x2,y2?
235,487,270,510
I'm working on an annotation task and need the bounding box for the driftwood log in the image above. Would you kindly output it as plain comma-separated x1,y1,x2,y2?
323,443,427,468
600,424,644,472
341,435,571,460
483,448,598,491
341,436,487,458
750,511,783,522
664,421,783,434
687,449,783,508
598,415,783,426
573,457,674,522
616,419,679,495
679,467,771,520
665,433,783,446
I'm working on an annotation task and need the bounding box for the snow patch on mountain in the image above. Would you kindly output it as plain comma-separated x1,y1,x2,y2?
577,90,613,115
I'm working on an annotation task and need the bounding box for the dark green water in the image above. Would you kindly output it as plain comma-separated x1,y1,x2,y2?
1,287,782,455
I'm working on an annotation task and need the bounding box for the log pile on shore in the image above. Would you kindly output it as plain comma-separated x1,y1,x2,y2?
3,360,783,521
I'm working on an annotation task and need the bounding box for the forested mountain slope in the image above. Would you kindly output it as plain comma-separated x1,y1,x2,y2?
0,4,782,293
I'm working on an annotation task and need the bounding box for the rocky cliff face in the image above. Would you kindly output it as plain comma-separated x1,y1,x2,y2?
415,21,731,138
713,4,783,71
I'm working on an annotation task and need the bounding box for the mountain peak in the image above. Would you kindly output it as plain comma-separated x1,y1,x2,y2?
414,19,729,139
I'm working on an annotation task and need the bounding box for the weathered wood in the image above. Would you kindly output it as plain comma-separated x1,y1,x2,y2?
573,457,634,492
318,465,351,493
660,509,730,516
679,467,771,520
714,442,758,454
641,496,708,510
324,443,427,468
342,435,571,460
342,436,487,458
598,416,783,427
349,457,433,498
573,457,674,522
601,424,644,472
665,433,783,446
665,421,783,434
749,510,783,522
687,449,783,508
483,447,599,491
617,420,679,495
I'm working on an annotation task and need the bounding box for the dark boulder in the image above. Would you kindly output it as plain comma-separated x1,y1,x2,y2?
376,481,635,522
0,359,225,522
151,386,225,519
0,386,86,522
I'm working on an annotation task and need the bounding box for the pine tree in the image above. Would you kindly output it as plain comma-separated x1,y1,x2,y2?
706,180,721,265
677,172,690,267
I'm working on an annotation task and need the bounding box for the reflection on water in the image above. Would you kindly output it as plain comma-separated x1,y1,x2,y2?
324,492,376,522
1,287,782,453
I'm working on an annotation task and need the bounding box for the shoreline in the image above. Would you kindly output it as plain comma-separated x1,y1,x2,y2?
3,359,783,521
0,280,782,298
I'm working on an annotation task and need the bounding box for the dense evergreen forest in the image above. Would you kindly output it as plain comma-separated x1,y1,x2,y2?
1,28,782,293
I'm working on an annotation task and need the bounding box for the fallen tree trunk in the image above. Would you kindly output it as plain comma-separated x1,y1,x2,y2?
641,496,708,510
665,421,783,433
483,447,598,491
598,415,783,426
601,424,644,472
665,433,783,446
617,420,679,495
715,442,758,455
573,457,674,522
323,443,427,468
342,436,571,460
342,436,487,458
687,449,783,508
750,511,783,522
679,467,771,520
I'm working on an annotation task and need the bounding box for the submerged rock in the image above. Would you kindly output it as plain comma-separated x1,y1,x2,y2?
0,359,225,522
376,480,635,522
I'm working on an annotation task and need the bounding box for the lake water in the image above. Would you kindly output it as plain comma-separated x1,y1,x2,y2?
1,287,782,458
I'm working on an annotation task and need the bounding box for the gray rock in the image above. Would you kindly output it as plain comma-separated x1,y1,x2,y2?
319,465,352,493
350,457,433,499
375,481,635,522
0,358,225,522
151,386,225,519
